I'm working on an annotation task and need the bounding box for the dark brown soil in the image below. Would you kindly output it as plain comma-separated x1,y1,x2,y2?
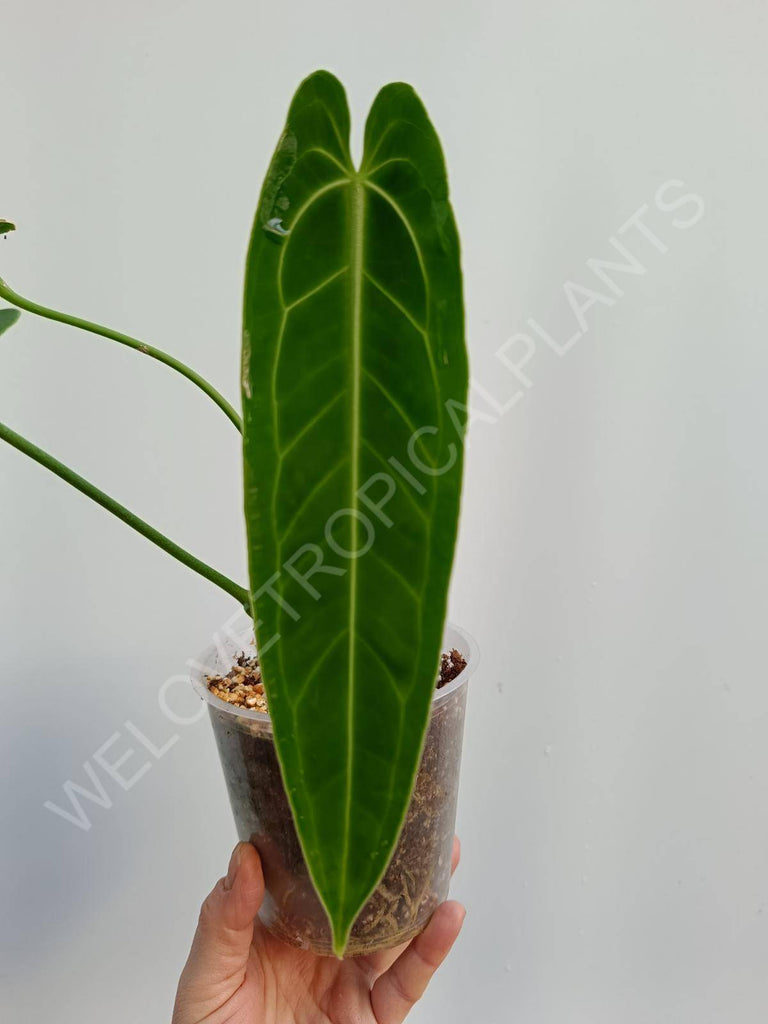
438,648,467,688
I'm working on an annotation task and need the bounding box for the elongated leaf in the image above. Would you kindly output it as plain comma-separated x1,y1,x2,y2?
0,309,21,336
242,71,467,954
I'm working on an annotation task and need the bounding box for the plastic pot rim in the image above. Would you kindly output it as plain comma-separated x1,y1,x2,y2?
190,620,479,728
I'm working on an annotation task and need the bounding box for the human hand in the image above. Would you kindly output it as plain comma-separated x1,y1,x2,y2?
172,839,465,1024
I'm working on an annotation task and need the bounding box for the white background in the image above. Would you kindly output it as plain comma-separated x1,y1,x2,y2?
2,1,767,1021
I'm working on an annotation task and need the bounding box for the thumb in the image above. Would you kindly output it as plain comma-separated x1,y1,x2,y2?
173,842,264,1023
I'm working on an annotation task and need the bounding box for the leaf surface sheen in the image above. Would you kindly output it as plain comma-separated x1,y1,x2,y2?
242,71,467,955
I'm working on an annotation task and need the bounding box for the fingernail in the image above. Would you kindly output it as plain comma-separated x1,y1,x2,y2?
224,842,244,891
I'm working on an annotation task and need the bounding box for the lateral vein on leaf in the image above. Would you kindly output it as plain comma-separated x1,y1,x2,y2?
366,156,421,178
274,178,349,307
356,633,407,706
360,438,431,524
276,391,344,462
361,181,441,412
302,147,350,175
279,353,343,403
366,547,422,607
361,119,409,170
361,182,430,296
270,178,349,528
323,109,352,169
290,633,347,709
276,458,350,547
285,265,349,312
362,368,437,468
363,271,426,335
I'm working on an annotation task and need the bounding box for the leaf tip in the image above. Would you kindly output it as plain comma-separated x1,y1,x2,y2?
0,220,16,237
292,69,349,122
301,67,343,89
331,924,350,960
327,904,355,959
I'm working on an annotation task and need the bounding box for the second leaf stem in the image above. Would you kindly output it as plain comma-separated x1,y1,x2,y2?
0,420,251,612
0,277,243,433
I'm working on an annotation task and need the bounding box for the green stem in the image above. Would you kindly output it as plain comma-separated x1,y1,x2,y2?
0,277,243,433
0,420,251,612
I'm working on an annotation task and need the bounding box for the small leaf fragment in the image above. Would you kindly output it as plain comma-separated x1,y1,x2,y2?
0,220,16,236
0,308,21,336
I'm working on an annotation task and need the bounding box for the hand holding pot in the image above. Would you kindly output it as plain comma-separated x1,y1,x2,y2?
172,839,465,1024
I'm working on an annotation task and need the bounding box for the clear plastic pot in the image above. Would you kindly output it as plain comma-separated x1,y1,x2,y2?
190,622,477,957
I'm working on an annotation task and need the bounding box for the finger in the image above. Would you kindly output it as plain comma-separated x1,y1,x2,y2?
363,837,462,980
173,842,264,1023
360,937,411,981
370,901,466,1024
451,835,461,876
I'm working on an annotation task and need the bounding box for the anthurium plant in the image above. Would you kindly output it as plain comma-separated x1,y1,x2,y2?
0,71,467,955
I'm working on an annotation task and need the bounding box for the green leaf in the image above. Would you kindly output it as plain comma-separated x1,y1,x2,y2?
242,70,467,955
0,220,16,236
0,308,21,336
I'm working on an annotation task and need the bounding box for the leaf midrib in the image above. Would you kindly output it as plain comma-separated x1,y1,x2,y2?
338,177,365,918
